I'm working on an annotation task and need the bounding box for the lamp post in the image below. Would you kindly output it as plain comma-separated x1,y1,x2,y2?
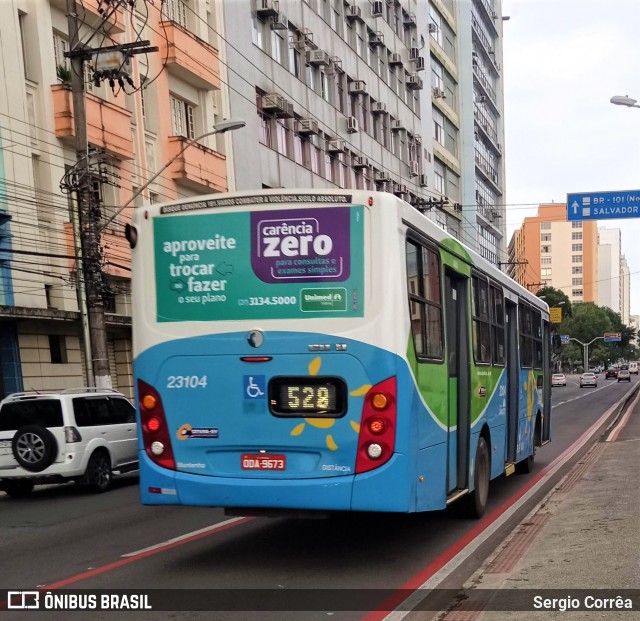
569,336,603,373
610,95,640,109
101,119,246,231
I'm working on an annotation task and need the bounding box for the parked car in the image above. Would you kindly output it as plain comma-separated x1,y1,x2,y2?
551,373,567,387
0,388,138,498
629,362,638,375
580,372,598,388
617,369,631,383
605,368,618,380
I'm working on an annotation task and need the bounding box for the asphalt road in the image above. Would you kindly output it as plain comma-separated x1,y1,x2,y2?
0,374,635,620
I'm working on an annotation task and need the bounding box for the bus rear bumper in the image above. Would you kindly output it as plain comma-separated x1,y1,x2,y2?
139,453,414,512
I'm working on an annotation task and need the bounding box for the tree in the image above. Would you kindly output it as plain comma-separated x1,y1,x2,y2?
535,286,572,318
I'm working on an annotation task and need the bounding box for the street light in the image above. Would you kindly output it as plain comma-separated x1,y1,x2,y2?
610,95,640,109
569,336,603,373
101,119,246,231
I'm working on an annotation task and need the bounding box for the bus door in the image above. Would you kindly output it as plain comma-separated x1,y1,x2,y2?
445,271,470,493
505,300,519,463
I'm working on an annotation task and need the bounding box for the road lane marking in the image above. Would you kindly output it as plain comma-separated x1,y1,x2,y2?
121,517,249,557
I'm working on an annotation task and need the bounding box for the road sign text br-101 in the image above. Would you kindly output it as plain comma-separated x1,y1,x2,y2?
567,190,640,221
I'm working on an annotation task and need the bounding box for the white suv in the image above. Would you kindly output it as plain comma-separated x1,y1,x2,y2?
0,388,138,498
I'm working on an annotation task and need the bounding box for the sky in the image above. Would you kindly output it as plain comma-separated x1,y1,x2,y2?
502,0,640,316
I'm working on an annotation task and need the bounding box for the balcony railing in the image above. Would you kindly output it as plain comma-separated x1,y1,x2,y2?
52,84,134,160
159,21,221,89
167,136,228,192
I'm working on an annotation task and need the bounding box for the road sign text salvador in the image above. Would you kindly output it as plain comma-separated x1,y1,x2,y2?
567,190,640,221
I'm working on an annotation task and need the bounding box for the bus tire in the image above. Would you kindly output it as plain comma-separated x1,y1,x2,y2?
467,436,490,519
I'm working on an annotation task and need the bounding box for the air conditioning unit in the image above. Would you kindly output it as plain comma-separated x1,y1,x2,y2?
389,52,403,65
487,46,494,55
394,184,408,195
346,116,359,133
414,133,422,145
432,87,445,98
272,11,288,29
419,173,428,187
349,80,367,94
428,22,438,33
301,28,314,46
346,4,362,20
372,0,383,16
404,12,417,27
409,47,419,60
372,101,387,114
306,49,331,66
375,171,391,183
256,0,279,18
262,93,294,117
369,31,384,47
414,56,425,71
377,181,390,192
295,118,319,135
406,74,423,90
409,161,419,177
353,156,370,169
390,119,405,131
328,56,344,73
327,139,346,153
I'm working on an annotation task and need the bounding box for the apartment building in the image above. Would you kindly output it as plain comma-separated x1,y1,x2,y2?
507,204,598,302
0,0,229,397
0,0,507,395
597,227,623,317
621,254,630,325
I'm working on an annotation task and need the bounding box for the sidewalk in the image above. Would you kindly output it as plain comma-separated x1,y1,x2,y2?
439,389,640,620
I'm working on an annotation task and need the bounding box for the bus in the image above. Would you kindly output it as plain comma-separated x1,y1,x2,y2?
128,189,556,518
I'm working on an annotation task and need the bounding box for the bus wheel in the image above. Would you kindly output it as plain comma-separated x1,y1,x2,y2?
467,436,490,519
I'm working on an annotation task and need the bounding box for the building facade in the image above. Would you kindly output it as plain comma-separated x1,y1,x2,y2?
0,0,231,397
597,227,622,316
507,204,597,302
0,0,507,395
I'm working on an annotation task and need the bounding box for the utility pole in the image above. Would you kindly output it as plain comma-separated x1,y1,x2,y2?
66,0,110,387
64,1,158,388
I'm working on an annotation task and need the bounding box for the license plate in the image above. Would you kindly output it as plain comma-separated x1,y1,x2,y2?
241,454,286,471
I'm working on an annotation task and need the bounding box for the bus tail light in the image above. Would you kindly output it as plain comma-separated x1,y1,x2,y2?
355,377,397,474
138,379,175,470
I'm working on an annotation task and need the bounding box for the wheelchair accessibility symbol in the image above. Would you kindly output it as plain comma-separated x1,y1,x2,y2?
244,375,266,399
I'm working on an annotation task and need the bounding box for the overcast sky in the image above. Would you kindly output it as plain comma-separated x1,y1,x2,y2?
502,0,640,317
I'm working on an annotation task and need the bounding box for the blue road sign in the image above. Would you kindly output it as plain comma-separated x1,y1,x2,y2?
566,190,640,221
560,335,570,344
603,333,621,343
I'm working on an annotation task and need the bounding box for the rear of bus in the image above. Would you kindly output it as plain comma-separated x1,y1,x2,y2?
130,190,417,513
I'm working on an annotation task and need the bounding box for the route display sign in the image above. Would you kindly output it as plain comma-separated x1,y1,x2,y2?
566,190,640,221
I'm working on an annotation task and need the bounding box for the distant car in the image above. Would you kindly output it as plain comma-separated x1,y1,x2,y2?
629,362,638,375
605,368,618,380
617,369,631,382
580,372,598,388
551,373,567,387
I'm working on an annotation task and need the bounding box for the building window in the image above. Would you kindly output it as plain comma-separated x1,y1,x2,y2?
571,232,583,240
433,108,445,145
541,245,551,253
572,266,583,274
271,28,283,64
541,233,551,241
540,222,551,229
572,244,583,252
288,33,301,77
18,11,30,79
572,221,582,228
572,289,583,297
541,268,551,277
252,14,265,49
572,278,583,285
49,335,68,364
572,254,582,263
164,0,188,28
541,257,552,265
170,95,196,139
